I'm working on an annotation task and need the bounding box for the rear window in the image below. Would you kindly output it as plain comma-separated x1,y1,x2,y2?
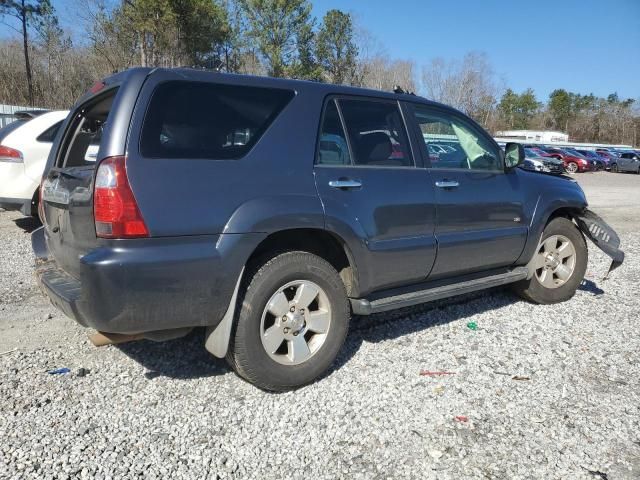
37,121,63,143
0,119,27,142
140,81,294,160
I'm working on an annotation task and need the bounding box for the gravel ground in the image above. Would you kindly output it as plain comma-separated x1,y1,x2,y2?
1,172,639,479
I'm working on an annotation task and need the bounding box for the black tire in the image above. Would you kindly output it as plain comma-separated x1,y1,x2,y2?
611,163,618,173
226,251,350,391
566,161,578,174
513,217,587,304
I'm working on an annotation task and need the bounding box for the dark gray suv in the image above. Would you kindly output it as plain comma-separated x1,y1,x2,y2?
33,68,623,390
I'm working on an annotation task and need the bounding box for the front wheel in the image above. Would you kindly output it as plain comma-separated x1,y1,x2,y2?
611,163,618,173
565,162,578,174
226,251,350,391
513,217,587,304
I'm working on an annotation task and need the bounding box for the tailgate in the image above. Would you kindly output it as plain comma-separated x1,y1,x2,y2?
41,87,119,279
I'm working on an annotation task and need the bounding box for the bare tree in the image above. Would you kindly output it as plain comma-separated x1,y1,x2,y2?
0,0,50,105
421,52,501,126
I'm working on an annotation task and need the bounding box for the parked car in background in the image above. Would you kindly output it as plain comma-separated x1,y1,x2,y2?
0,110,69,216
596,149,620,163
540,147,593,174
611,151,640,173
520,145,555,158
562,148,600,171
576,149,609,170
434,144,457,153
33,68,624,391
521,147,564,174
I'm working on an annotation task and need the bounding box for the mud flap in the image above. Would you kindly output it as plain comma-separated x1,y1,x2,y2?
574,209,624,279
204,267,244,358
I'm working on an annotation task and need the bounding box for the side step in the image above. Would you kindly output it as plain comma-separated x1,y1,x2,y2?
350,267,529,315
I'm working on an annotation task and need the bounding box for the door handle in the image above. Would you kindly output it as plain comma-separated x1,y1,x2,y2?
435,180,459,189
329,179,362,189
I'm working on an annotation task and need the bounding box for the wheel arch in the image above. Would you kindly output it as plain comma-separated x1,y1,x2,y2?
516,188,588,267
243,228,359,297
205,227,359,359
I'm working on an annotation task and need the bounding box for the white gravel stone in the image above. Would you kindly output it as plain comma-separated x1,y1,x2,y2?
0,200,639,479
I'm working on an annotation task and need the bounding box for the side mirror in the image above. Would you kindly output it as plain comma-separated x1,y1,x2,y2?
504,142,524,171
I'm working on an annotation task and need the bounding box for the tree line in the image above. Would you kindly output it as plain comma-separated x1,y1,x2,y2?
1,0,638,146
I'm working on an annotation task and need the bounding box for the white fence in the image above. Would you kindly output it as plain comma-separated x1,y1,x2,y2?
0,104,47,128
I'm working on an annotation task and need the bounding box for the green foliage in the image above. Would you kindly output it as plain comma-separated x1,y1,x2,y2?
101,0,229,67
548,89,572,130
498,88,541,129
288,19,323,80
238,0,313,77
172,0,229,66
316,9,357,84
0,0,47,21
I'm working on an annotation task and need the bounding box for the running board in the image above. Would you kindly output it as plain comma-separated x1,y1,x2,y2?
350,267,529,315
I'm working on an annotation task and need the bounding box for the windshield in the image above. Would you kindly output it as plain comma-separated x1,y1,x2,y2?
563,148,584,157
524,148,542,159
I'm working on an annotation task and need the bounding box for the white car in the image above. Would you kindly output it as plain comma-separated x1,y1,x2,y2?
0,110,69,216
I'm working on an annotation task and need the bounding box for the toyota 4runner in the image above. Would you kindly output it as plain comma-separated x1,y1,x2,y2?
33,68,624,390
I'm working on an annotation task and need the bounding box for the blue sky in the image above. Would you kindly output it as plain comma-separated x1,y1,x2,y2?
1,0,638,102
313,0,640,101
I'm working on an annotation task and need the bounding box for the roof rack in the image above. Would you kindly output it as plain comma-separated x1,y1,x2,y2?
393,85,416,96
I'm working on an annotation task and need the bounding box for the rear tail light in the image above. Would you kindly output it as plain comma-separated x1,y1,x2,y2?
94,156,148,238
0,145,23,162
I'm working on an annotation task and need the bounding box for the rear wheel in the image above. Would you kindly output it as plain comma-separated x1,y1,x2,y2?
226,251,350,391
514,217,587,304
611,163,618,173
565,162,578,174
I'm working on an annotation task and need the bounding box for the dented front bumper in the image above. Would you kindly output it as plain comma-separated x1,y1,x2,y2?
574,209,625,278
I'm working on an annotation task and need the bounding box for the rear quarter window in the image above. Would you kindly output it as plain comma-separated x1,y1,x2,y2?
37,121,63,143
139,81,295,160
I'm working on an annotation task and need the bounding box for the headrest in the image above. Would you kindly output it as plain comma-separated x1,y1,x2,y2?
358,132,391,164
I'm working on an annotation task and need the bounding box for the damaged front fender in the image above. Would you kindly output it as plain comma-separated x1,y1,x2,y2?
574,209,624,279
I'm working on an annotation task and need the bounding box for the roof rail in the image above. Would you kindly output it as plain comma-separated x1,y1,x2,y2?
393,85,416,96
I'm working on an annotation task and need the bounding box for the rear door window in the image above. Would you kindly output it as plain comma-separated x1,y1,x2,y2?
316,100,351,166
140,81,294,160
337,98,413,167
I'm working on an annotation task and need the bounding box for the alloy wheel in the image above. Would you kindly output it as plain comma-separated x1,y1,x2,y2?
566,162,578,174
533,235,577,289
260,280,332,365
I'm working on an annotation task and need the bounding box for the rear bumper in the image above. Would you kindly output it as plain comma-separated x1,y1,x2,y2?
32,227,263,334
0,196,32,216
0,162,38,215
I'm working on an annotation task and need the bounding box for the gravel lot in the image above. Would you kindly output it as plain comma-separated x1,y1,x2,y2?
1,171,639,479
